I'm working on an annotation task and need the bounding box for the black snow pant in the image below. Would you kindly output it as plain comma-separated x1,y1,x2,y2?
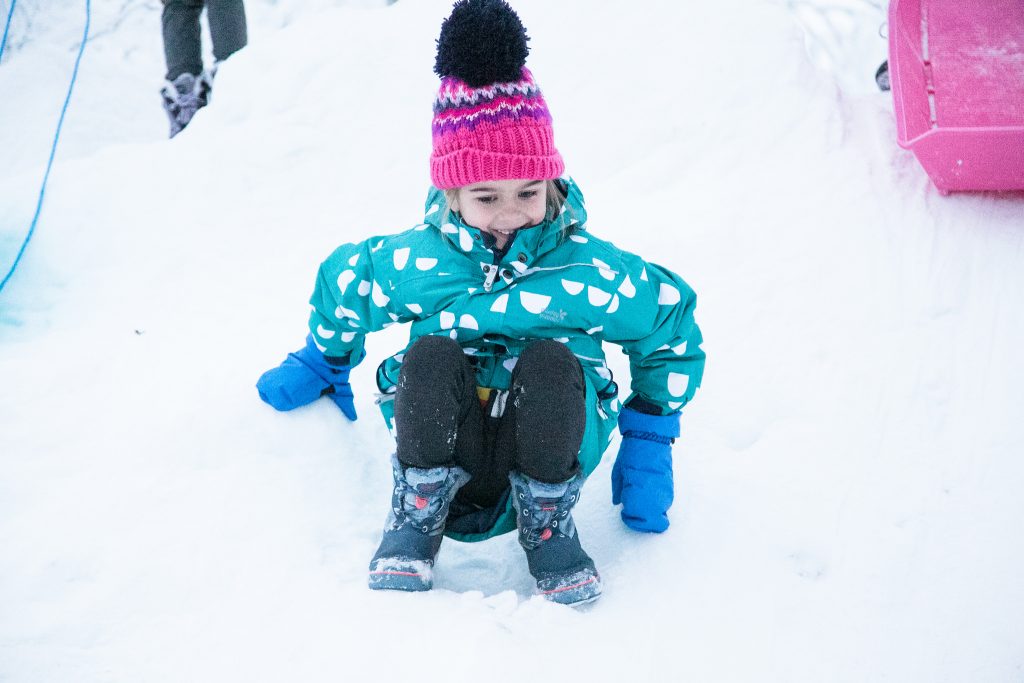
394,336,587,510
162,0,247,80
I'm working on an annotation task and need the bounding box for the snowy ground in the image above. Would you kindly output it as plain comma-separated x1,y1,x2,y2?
2,1,1023,681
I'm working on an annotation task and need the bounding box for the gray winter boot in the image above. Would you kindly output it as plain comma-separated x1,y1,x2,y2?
368,456,470,592
509,470,602,606
160,70,213,138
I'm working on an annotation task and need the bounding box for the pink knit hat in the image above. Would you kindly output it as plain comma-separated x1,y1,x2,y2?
429,0,564,190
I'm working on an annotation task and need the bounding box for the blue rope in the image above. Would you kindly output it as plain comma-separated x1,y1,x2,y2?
1,0,16,63
0,0,91,295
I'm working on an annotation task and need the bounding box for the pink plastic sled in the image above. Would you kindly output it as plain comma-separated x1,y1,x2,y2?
888,0,1024,193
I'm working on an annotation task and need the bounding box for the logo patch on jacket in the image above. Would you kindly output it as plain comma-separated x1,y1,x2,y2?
539,308,568,323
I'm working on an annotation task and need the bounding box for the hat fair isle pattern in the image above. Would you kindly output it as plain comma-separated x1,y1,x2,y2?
429,0,564,189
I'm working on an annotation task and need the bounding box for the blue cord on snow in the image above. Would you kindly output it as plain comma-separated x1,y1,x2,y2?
0,0,16,63
0,0,91,295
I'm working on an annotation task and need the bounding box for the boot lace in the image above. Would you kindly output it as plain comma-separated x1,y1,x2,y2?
509,472,583,550
388,459,469,536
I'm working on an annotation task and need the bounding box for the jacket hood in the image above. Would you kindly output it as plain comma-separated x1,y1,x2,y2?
421,177,588,260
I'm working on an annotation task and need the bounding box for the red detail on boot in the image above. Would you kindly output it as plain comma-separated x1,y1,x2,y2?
371,569,422,577
540,528,552,541
414,496,428,509
541,574,598,595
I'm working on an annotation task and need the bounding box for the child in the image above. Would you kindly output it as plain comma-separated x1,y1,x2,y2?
257,0,705,606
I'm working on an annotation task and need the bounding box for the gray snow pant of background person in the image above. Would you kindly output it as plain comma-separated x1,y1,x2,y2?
162,0,247,80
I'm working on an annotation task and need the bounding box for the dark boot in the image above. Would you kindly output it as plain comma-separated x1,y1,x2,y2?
509,470,601,606
160,71,210,138
368,457,470,592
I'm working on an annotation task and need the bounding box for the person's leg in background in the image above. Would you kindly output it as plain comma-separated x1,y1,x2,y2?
159,0,208,137
160,0,249,137
161,0,204,81
206,0,247,69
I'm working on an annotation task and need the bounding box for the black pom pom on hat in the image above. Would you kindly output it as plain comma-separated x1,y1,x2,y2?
434,0,530,87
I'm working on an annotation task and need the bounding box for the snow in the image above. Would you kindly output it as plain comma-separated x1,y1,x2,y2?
2,0,1024,681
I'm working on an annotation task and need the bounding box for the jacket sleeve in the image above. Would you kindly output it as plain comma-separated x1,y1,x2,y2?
306,236,409,366
600,251,705,415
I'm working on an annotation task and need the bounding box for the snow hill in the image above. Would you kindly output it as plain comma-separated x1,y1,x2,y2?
2,1,1023,681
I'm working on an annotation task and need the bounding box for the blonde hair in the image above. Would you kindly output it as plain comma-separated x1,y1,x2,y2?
441,179,570,230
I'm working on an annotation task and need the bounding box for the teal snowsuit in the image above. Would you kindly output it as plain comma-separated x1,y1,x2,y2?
308,178,705,541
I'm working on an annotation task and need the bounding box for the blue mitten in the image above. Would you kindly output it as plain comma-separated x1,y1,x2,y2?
256,335,357,421
611,406,681,533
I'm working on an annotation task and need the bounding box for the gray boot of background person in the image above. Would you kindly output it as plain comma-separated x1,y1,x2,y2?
160,0,247,136
160,72,212,138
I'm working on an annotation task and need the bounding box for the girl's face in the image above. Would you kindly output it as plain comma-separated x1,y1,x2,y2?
452,179,548,249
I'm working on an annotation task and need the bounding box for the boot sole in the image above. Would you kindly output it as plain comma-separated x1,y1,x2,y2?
367,558,433,592
538,570,602,606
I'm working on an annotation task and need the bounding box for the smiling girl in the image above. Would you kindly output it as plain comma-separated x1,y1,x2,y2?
256,0,705,606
